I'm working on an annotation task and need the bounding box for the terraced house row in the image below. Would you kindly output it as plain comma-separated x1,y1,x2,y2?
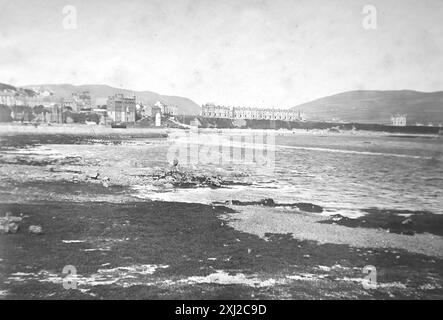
201,103,302,121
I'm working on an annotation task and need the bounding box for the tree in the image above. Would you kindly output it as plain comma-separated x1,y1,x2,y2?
33,105,45,114
85,113,100,124
135,110,142,121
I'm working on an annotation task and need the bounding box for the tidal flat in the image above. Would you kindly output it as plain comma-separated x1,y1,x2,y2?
1,128,442,299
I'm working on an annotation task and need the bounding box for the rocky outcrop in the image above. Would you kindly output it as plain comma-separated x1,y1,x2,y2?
0,213,22,234
319,209,443,237
28,225,43,235
220,198,324,213
150,170,244,189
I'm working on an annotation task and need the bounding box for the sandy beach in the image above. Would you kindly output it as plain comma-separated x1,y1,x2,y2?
0,123,168,137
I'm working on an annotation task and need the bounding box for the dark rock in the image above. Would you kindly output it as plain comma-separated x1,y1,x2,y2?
152,170,229,188
260,198,276,206
0,222,19,234
89,172,100,180
224,199,277,206
224,199,324,213
321,208,443,237
28,225,43,235
0,213,22,234
328,126,341,133
295,203,323,213
330,214,344,222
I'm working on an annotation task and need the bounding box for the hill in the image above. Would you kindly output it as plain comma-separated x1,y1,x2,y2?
0,83,38,97
292,90,443,125
22,84,201,115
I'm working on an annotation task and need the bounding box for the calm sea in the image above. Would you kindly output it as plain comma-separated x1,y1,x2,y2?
132,131,443,216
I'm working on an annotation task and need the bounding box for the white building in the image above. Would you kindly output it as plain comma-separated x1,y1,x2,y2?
154,101,178,116
0,91,26,106
106,94,136,123
391,114,407,126
201,103,300,121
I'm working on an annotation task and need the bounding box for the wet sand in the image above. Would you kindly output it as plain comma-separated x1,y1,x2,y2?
222,206,443,258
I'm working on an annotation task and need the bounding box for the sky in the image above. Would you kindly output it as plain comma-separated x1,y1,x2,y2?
0,0,442,107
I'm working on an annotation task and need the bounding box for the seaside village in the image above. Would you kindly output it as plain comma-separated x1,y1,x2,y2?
0,87,306,126
0,85,437,127
0,87,180,126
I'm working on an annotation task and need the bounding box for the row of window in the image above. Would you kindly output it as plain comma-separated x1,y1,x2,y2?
202,110,299,120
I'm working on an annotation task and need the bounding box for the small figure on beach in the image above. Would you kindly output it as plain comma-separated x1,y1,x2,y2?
171,158,179,171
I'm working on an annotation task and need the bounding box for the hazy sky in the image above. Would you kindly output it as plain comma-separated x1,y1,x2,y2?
0,0,442,106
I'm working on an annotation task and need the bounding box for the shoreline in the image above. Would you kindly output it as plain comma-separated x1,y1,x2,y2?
0,123,440,139
0,123,168,137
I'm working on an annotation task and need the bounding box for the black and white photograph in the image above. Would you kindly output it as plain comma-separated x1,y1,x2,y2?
0,0,442,305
